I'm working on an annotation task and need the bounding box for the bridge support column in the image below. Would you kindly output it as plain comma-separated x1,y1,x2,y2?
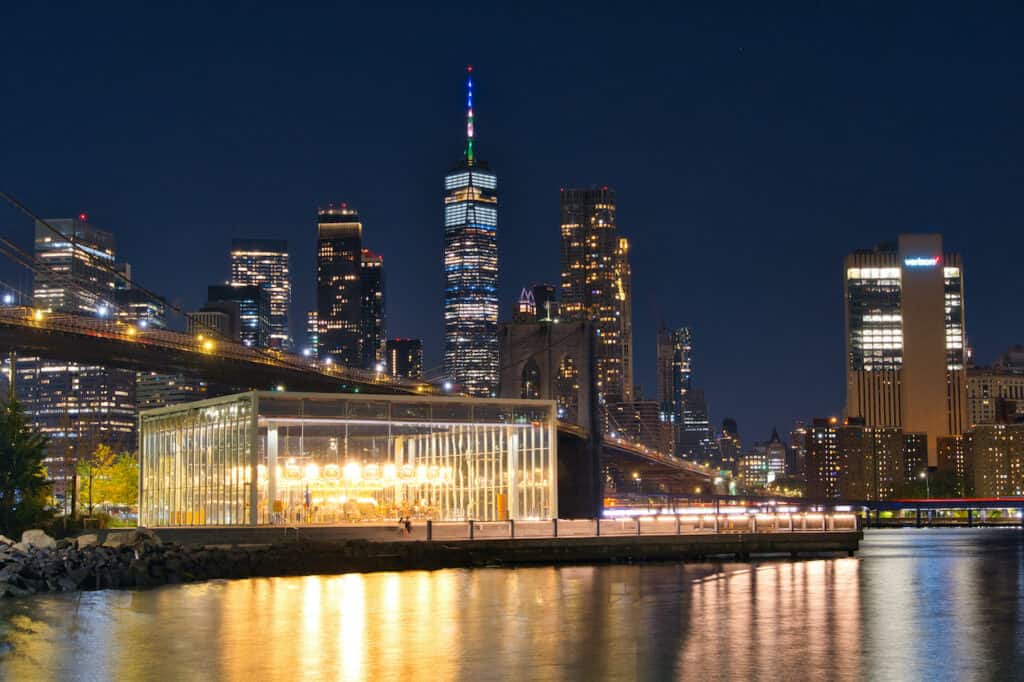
916,507,922,528
967,509,973,527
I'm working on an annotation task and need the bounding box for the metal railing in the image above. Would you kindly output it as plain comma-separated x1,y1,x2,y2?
382,512,860,542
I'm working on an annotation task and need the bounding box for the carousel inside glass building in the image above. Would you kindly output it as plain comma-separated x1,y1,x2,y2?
138,391,558,526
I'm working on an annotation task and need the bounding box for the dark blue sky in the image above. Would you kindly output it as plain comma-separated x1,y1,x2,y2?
3,3,1023,444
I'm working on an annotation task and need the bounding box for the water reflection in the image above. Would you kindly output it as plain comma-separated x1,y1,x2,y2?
0,530,1021,680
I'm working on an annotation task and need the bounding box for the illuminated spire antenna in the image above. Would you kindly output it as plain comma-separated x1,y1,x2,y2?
465,65,475,164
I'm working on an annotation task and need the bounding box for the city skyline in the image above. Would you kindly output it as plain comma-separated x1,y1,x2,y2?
3,4,1024,441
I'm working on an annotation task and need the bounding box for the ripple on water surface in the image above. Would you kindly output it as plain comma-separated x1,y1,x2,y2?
0,529,1022,681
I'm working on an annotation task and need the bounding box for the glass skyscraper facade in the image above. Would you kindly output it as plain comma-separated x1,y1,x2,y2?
443,67,499,396
33,216,117,315
656,324,693,455
317,205,363,366
559,187,633,404
360,248,386,369
230,238,291,350
207,284,270,348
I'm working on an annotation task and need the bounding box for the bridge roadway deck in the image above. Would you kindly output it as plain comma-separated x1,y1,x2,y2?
0,306,428,393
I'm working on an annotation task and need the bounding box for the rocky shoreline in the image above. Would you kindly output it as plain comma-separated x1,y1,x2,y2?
0,529,415,597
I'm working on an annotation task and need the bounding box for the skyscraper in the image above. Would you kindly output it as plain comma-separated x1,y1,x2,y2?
317,205,363,366
443,66,499,396
656,324,693,455
230,239,291,350
33,215,116,314
680,388,713,461
844,234,967,465
206,284,270,348
559,187,633,403
386,338,423,380
360,248,385,369
14,216,136,497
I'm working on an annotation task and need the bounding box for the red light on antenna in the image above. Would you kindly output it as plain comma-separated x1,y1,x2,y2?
467,65,473,73
78,212,88,221
341,202,348,209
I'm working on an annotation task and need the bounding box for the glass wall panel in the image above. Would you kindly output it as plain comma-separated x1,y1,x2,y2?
139,394,254,527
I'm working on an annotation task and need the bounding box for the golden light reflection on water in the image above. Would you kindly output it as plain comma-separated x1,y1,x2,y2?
1,531,1022,680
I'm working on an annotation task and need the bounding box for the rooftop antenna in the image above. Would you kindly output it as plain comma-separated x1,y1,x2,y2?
465,65,475,165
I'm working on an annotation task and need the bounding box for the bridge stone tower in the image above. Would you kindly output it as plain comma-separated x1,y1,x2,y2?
498,319,602,517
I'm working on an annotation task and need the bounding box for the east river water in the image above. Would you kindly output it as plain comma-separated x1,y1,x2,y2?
0,529,1022,680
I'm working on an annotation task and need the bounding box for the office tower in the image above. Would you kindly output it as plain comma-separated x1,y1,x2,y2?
306,311,318,358
360,249,385,369
317,205,363,366
532,284,557,321
33,215,117,314
680,388,712,461
443,66,499,396
844,234,967,465
230,239,291,350
559,187,633,403
656,325,693,455
114,288,166,329
206,284,270,348
717,417,742,473
16,216,135,497
788,420,808,477
386,338,423,380
739,433,787,490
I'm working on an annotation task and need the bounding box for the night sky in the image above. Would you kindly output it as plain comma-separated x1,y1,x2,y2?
3,3,1023,445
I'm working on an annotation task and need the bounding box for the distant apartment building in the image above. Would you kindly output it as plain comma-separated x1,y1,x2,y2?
971,424,1024,497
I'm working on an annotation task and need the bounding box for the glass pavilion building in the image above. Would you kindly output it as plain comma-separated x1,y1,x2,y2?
139,391,557,526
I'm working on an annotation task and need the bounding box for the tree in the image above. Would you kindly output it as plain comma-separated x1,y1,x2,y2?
98,451,138,508
0,400,52,536
77,445,138,513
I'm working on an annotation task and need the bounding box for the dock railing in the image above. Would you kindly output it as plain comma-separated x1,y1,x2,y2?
416,512,858,542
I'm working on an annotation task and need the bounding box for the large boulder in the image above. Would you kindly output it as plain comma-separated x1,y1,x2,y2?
20,529,56,550
75,534,99,549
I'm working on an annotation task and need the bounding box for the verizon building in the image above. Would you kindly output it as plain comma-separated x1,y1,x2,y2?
844,234,967,466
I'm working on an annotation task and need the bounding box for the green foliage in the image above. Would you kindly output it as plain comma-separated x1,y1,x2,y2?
77,445,138,514
0,400,53,536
